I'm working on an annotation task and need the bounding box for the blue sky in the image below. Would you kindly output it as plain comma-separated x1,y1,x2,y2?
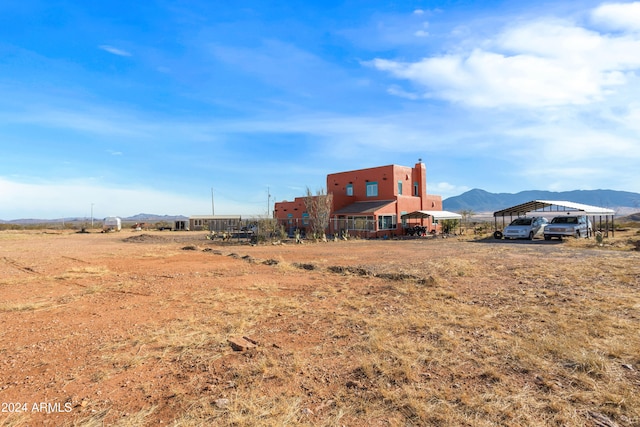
1,1,640,219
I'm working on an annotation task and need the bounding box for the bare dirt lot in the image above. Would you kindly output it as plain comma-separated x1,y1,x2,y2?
1,230,639,426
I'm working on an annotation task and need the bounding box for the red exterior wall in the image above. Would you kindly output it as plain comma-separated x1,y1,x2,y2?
273,197,310,235
274,162,443,237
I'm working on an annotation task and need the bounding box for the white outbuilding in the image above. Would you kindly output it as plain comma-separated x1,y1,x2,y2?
103,216,122,232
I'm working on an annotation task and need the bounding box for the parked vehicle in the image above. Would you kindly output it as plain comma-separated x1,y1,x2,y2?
503,216,548,240
405,225,429,236
544,215,592,240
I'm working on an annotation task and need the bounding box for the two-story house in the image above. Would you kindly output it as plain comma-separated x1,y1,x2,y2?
274,161,445,238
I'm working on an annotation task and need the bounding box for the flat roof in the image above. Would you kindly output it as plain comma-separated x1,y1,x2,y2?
493,200,615,217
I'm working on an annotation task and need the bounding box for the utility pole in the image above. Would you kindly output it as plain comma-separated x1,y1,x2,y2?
267,187,271,218
211,188,215,216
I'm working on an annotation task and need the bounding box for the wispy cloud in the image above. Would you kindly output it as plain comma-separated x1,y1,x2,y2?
1,106,151,137
386,85,420,99
99,45,132,57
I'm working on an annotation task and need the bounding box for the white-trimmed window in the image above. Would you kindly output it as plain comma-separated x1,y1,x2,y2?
346,184,353,196
366,181,378,197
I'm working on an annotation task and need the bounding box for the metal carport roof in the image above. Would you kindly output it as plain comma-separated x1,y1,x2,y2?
493,200,615,217
493,200,616,237
401,210,462,220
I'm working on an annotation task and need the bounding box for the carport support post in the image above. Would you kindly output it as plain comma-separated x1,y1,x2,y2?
599,216,602,236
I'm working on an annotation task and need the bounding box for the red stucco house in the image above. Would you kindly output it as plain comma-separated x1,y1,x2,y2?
274,161,444,238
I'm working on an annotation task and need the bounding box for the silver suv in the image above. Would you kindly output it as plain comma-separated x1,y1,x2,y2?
544,215,592,240
503,216,548,240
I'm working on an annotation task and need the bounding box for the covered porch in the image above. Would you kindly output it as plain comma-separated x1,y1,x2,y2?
330,200,399,238
401,210,463,235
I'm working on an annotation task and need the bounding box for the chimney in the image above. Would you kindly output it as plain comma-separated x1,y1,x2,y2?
414,161,427,209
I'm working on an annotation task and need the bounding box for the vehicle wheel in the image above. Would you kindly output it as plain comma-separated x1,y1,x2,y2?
575,230,580,238
493,231,503,239
544,235,551,241
528,231,534,240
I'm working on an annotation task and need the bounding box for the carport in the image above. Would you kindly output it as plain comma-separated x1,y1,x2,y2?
401,210,463,233
493,200,616,237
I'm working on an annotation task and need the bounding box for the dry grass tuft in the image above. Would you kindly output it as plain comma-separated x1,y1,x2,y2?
0,415,32,427
55,266,111,280
0,301,50,312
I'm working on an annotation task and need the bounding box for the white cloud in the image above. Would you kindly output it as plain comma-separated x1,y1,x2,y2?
498,118,640,193
0,177,256,219
99,45,132,57
620,104,640,131
370,10,640,108
591,2,640,32
429,182,470,199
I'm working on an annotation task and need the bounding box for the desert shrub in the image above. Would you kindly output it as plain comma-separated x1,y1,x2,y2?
253,218,286,243
441,219,460,234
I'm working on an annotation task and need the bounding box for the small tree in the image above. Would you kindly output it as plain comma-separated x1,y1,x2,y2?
254,218,285,243
459,209,475,234
441,219,460,234
304,187,333,242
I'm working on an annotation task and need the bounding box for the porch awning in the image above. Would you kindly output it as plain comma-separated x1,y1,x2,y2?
332,200,396,215
401,210,462,220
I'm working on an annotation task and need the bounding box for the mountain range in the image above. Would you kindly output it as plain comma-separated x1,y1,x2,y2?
3,191,640,224
0,213,187,225
443,189,640,214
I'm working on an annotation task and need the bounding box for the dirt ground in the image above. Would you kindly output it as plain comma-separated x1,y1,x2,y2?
1,230,639,426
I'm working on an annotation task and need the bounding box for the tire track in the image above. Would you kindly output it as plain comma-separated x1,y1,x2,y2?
1,256,39,274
